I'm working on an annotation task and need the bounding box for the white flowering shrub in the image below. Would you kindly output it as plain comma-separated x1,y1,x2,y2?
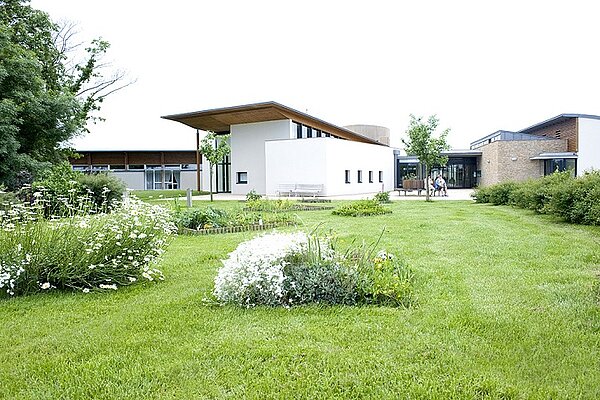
213,231,415,308
214,232,308,306
0,194,176,297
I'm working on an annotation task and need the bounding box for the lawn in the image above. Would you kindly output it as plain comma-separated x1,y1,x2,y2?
1,201,599,399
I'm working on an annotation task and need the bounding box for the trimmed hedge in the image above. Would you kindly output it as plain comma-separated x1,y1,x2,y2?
472,171,600,225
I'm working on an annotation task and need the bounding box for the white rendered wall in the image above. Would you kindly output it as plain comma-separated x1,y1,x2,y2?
111,171,145,190
577,118,600,175
265,138,394,196
230,120,292,195
179,171,198,190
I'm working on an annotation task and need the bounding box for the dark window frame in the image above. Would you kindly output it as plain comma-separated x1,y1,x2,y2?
345,170,351,184
378,171,383,183
357,170,363,183
368,171,373,183
236,171,248,184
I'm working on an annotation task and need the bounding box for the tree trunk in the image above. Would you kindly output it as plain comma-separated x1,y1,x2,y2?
209,164,214,202
425,165,430,202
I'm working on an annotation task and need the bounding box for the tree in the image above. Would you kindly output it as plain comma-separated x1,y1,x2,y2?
0,0,131,189
402,114,450,201
199,132,231,202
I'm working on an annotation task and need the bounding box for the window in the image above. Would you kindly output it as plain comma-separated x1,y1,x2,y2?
307,127,313,138
296,122,302,139
357,170,363,183
72,165,89,172
127,164,144,170
110,165,125,171
369,171,373,183
236,171,248,184
316,129,322,137
345,170,351,184
325,132,331,138
378,171,383,183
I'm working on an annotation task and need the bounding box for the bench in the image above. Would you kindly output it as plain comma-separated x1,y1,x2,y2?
397,179,426,196
276,183,296,197
293,184,323,198
276,183,323,198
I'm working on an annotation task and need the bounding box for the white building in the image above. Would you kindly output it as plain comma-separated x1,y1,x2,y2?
162,102,395,196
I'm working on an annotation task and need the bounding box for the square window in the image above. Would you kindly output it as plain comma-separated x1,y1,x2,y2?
237,171,248,184
357,170,363,183
345,170,350,184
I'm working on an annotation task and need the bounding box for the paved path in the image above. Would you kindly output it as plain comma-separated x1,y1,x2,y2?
188,189,475,202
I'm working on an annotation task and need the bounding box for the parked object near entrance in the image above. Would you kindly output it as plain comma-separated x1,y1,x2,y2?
398,179,426,196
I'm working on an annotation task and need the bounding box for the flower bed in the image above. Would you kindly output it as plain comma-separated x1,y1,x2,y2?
173,206,298,231
212,231,414,307
332,200,392,217
244,199,333,212
0,196,175,296
180,221,297,235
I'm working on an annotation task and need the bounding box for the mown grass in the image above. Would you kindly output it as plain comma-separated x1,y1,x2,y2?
1,201,600,398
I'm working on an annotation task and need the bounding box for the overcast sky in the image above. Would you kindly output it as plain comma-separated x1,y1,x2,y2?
31,0,600,151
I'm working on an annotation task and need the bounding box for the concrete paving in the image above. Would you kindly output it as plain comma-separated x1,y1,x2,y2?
188,189,475,202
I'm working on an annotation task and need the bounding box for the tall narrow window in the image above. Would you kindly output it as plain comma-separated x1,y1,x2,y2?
369,171,373,183
296,122,302,139
357,170,363,183
307,127,313,138
345,170,350,184
378,171,383,183
316,129,322,137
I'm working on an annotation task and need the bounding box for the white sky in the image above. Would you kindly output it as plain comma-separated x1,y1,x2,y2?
31,0,600,151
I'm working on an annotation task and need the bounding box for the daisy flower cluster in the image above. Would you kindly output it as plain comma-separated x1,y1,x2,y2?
0,193,175,297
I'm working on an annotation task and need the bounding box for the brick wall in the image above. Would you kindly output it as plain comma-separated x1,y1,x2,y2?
478,139,567,186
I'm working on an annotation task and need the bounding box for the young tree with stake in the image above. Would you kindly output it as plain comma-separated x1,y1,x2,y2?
199,132,230,202
402,115,450,201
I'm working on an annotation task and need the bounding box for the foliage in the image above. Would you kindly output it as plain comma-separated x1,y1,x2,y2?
473,170,600,225
402,114,450,200
24,162,124,215
332,199,392,217
0,195,175,297
245,189,262,202
374,191,391,203
129,189,209,201
173,206,296,230
245,198,297,212
0,0,130,189
212,231,414,308
199,132,230,201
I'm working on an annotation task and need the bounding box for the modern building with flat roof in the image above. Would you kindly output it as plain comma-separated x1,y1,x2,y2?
70,103,599,193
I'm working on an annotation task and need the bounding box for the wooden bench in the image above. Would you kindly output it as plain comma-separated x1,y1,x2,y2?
397,179,426,196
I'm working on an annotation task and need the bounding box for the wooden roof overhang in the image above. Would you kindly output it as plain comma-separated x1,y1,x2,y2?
161,101,383,145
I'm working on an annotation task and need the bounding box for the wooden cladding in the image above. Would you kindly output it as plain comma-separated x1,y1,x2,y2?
69,151,198,166
526,119,578,152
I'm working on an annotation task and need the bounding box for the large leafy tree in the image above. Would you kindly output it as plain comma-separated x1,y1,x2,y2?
0,0,130,189
402,114,450,201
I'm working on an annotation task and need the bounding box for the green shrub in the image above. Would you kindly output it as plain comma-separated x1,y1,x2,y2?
547,171,600,224
78,172,125,206
245,189,262,202
474,171,600,226
374,191,391,203
332,200,392,217
174,207,230,229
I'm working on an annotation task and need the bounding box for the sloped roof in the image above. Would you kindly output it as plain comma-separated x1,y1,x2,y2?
162,101,383,145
